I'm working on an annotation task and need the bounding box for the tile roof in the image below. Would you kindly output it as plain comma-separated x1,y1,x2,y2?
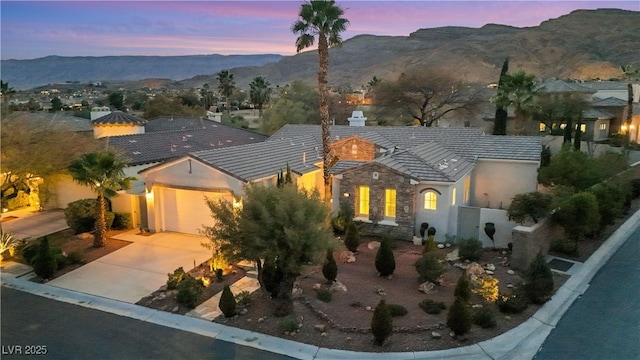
190,135,323,182
144,116,220,132
579,81,630,91
2,111,93,132
592,97,628,107
92,111,148,126
537,80,596,94
107,121,267,166
583,108,614,119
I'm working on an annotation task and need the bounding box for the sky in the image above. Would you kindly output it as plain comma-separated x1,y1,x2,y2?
1,1,638,60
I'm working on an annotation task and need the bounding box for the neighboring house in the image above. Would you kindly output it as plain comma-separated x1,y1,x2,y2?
91,111,147,138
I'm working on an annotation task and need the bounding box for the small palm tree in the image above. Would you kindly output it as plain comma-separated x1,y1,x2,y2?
249,76,273,117
292,0,349,202
217,70,236,114
68,152,134,248
493,70,538,135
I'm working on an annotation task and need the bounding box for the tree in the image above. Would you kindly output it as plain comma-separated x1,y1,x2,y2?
447,296,472,336
249,76,273,117
493,57,509,135
621,64,638,144
321,248,338,283
371,299,392,346
532,92,589,144
507,192,553,224
32,236,57,280
142,95,204,119
219,285,237,318
68,152,134,248
552,192,600,241
373,68,483,127
1,80,16,110
292,0,350,202
108,91,125,111
492,70,538,135
523,252,554,304
343,220,360,252
50,96,63,112
375,236,396,277
200,83,215,110
454,273,472,303
203,184,333,317
216,70,236,113
261,81,319,134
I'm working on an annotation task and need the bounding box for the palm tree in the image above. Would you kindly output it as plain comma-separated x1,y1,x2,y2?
292,0,349,202
216,70,235,114
493,70,538,135
621,64,638,143
68,152,134,248
249,76,273,117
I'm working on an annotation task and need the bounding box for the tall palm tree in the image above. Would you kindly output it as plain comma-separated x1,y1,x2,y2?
68,152,134,248
292,0,349,202
216,70,236,114
493,70,538,135
249,76,273,117
621,64,638,143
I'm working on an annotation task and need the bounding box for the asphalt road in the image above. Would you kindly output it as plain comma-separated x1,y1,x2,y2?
1,287,295,360
534,225,640,360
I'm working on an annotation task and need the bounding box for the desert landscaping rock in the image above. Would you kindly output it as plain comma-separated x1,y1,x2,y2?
367,241,380,250
446,249,460,262
314,324,326,332
330,281,347,293
340,250,356,263
432,331,442,339
507,269,516,275
419,281,437,294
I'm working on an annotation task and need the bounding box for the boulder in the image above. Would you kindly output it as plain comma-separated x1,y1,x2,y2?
485,263,496,271
330,280,348,293
445,249,460,262
313,283,322,291
466,262,485,277
339,250,356,263
507,269,515,275
314,324,326,332
431,331,442,339
418,281,437,294
367,241,381,250
412,236,423,246
453,262,468,270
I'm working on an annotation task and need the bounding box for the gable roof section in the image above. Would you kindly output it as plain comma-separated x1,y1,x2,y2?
592,97,627,107
144,116,221,132
91,111,148,126
583,108,614,120
190,135,323,182
579,81,629,91
537,80,597,94
107,123,267,166
472,136,541,161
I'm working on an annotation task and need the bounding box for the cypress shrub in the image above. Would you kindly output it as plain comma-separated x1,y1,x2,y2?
375,236,396,277
523,253,554,304
371,299,392,346
32,237,57,280
344,221,360,253
219,285,237,318
447,297,472,336
414,253,446,283
321,249,338,283
454,273,472,302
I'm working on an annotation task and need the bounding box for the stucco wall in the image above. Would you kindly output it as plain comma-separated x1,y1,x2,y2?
478,208,518,248
414,183,454,243
93,125,145,139
50,175,97,208
471,159,539,209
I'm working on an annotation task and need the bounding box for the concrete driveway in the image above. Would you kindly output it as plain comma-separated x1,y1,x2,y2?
1,208,69,241
47,230,212,303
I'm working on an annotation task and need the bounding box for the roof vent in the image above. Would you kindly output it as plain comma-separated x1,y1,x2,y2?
129,140,137,143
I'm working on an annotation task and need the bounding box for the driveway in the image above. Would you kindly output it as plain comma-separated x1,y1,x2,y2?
47,230,211,303
1,208,69,241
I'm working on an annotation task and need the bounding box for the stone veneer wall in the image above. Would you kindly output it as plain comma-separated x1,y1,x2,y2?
330,136,377,162
511,218,564,271
337,163,415,240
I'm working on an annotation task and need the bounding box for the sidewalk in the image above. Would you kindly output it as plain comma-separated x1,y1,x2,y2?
2,208,639,359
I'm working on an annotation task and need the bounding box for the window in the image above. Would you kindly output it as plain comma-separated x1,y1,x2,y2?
351,144,358,155
385,189,396,218
599,123,607,131
451,188,457,206
358,186,370,216
463,177,470,204
424,191,437,210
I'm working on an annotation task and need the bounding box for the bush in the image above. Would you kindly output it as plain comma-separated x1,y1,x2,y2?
523,253,554,304
167,267,186,290
32,237,57,280
553,192,600,241
4,191,30,211
371,299,392,346
454,274,472,303
473,307,497,328
219,285,237,318
316,289,333,303
234,291,252,308
104,211,115,231
20,242,39,264
550,238,578,257
55,252,68,270
458,238,483,261
447,297,472,336
422,235,437,254
589,183,627,228
64,199,98,234
322,249,338,283
375,236,396,277
279,315,300,333
631,179,640,199
332,203,353,234
112,212,132,230
344,221,360,252
176,275,204,309
508,192,553,224
496,289,529,314
414,253,446,283
419,299,446,314
386,304,408,317
66,250,84,265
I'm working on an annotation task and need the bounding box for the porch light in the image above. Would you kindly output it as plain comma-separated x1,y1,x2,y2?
621,124,628,132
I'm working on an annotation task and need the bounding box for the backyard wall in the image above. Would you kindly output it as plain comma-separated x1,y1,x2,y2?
511,218,564,271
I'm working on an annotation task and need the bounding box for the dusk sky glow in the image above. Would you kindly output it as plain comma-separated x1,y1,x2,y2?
1,1,638,60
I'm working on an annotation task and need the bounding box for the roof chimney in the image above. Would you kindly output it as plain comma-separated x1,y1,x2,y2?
348,111,367,126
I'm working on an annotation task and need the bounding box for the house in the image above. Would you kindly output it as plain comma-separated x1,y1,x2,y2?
138,123,541,248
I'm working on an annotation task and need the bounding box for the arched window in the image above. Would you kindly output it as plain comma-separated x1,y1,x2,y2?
424,191,437,210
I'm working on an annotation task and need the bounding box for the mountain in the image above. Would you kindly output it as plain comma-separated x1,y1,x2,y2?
3,9,639,90
1,54,283,90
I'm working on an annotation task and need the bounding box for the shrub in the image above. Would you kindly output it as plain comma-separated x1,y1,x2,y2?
523,253,554,304
589,183,627,228
419,299,446,314
167,267,186,290
176,275,204,309
386,304,408,317
344,221,360,252
0,232,20,260
321,249,338,283
64,199,98,234
507,192,553,224
473,307,497,329
454,274,472,303
414,253,446,283
234,291,252,308
32,237,57,280
375,236,396,277
552,192,600,241
371,299,392,346
55,252,68,270
278,315,300,333
66,250,84,265
316,289,333,303
631,179,640,199
215,268,224,281
20,242,39,264
447,297,472,336
458,238,483,261
472,275,500,302
112,212,132,230
422,235,437,254
104,211,115,231
332,203,353,234
219,285,237,318
550,238,578,257
496,289,529,314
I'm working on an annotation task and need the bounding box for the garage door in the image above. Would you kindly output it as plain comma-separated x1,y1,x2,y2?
159,188,230,235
